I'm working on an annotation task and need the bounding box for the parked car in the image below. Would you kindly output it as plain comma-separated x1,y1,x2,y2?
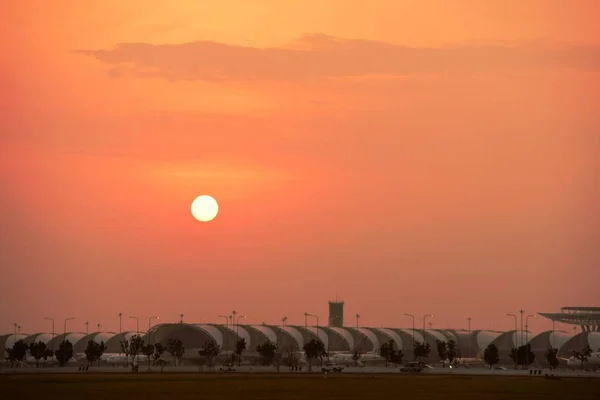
219,363,236,372
322,363,344,372
400,362,424,372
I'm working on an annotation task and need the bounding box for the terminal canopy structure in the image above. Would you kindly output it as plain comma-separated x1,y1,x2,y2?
538,307,600,332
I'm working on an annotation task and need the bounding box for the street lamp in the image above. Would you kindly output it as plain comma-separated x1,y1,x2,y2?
423,314,433,332
525,314,535,346
148,317,159,344
356,314,360,329
97,323,101,332
519,309,525,347
129,316,139,334
236,315,246,335
281,316,288,326
63,317,75,364
118,313,122,334
13,322,17,337
467,317,473,357
551,318,556,349
85,321,89,334
218,315,229,326
404,314,415,348
44,317,55,351
180,314,184,323
506,313,518,369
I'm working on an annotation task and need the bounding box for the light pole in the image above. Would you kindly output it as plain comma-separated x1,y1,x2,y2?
97,323,101,332
118,313,122,334
519,309,525,348
404,313,415,349
85,321,89,334
63,317,75,365
236,315,246,335
44,317,55,351
129,316,139,334
551,319,556,349
218,315,229,326
180,314,184,323
281,316,288,326
232,310,237,327
148,317,159,344
14,322,17,337
525,314,535,346
356,314,360,329
423,314,433,332
467,317,472,357
506,313,518,369
17,325,21,334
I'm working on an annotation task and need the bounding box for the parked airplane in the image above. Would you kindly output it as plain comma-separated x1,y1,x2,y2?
329,352,386,366
448,357,485,368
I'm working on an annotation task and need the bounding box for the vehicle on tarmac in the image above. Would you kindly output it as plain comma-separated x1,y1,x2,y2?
322,362,344,372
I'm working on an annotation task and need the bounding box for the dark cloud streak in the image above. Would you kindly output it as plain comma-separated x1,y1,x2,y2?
77,34,600,82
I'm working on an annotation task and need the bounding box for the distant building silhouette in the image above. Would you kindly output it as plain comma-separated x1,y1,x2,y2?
329,300,344,327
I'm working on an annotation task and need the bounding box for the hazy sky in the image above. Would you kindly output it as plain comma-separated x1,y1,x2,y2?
1,0,599,336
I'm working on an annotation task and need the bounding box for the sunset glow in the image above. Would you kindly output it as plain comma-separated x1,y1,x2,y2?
1,0,598,336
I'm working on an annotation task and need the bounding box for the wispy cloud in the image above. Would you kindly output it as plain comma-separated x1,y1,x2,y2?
78,34,600,82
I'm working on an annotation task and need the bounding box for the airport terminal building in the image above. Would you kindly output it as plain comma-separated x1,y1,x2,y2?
2,306,599,367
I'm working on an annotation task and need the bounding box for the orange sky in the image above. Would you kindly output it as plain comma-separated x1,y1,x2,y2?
1,0,599,335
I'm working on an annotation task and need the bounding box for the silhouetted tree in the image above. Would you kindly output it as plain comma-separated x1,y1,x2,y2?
436,340,448,367
198,339,221,367
120,340,130,366
352,348,362,367
128,335,145,371
141,344,154,371
573,346,592,371
5,339,28,367
483,343,499,369
54,340,74,366
303,339,326,371
282,347,300,370
390,349,404,366
545,347,559,370
379,341,394,367
256,340,277,366
84,340,106,367
509,344,535,368
235,337,247,366
447,340,457,364
42,348,54,366
166,338,185,367
413,341,431,362
153,343,165,364
29,341,47,367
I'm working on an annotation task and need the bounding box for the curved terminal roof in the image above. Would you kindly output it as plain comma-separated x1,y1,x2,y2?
329,327,354,350
301,327,328,349
397,328,424,344
278,326,304,349
423,329,448,343
376,328,402,350
355,328,379,350
250,325,278,344
193,325,224,347
476,331,503,350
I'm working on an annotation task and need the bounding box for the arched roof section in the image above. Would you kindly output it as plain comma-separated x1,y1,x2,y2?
278,326,304,349
250,325,278,344
424,329,448,343
48,333,86,350
224,325,251,348
104,332,137,352
4,334,29,348
375,328,402,350
192,325,224,347
24,333,53,344
73,332,117,353
490,330,518,350
355,328,379,350
589,332,600,350
549,331,571,350
329,327,354,350
398,329,424,344
476,331,503,350
301,327,328,349
439,330,458,342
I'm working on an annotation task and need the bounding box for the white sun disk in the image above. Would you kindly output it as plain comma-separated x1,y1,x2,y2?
191,195,219,222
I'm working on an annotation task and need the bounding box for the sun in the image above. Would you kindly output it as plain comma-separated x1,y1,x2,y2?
191,195,219,222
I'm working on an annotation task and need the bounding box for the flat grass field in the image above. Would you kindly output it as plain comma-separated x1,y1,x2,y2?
1,373,598,400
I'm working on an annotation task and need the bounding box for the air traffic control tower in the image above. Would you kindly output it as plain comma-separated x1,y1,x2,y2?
329,300,344,327
538,306,600,332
